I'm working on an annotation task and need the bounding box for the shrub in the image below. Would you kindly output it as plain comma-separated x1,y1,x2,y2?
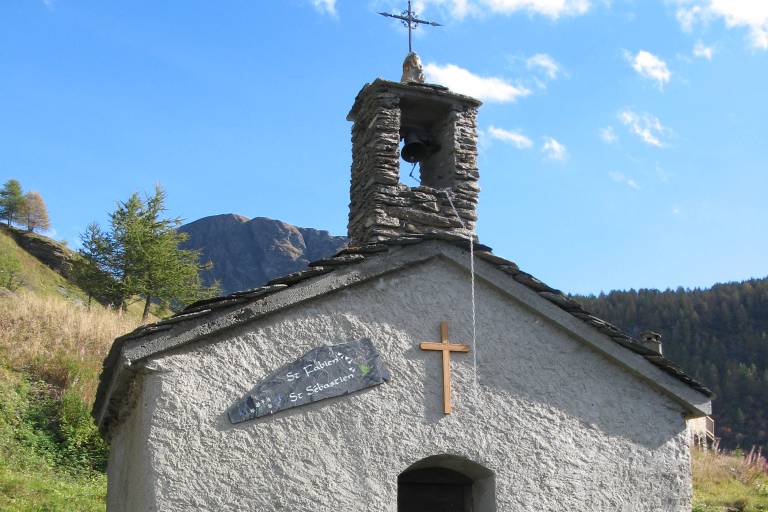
58,387,108,473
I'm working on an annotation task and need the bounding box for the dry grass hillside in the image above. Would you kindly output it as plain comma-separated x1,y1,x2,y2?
0,290,143,511
0,229,142,510
0,229,146,403
0,226,83,300
0,291,141,404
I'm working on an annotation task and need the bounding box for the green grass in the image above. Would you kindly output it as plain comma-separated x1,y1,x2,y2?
0,466,106,512
0,229,85,301
0,366,107,512
693,449,768,511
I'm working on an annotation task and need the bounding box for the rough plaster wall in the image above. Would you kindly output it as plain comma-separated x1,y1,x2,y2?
109,259,692,511
107,374,159,511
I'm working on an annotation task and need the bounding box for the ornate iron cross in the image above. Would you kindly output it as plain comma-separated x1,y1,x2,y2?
379,1,443,53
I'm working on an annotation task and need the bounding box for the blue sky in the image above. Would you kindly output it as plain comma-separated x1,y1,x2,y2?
1,0,766,295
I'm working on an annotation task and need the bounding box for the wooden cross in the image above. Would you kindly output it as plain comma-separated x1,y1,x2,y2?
420,321,469,415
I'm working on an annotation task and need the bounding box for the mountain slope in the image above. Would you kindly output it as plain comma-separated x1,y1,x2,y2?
179,214,347,294
0,225,84,300
0,228,145,511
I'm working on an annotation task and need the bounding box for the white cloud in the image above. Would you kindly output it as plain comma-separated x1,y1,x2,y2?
311,0,337,15
618,109,670,147
413,0,476,19
526,53,562,80
412,0,591,19
424,63,531,102
447,0,474,18
541,136,567,161
627,50,671,88
693,41,713,60
674,1,768,50
41,0,54,8
676,3,703,31
488,126,533,148
609,171,640,190
600,126,618,143
482,0,590,18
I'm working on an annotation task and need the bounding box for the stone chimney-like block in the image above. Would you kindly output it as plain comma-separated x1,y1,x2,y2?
640,330,663,355
346,79,482,246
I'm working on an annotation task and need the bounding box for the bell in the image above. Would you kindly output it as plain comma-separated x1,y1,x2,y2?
401,131,431,164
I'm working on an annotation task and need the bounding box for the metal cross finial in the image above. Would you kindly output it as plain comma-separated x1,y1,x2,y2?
379,1,443,53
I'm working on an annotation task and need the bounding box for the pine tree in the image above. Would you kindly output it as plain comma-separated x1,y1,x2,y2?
22,191,50,232
81,186,219,320
0,179,26,227
108,192,144,309
73,222,114,308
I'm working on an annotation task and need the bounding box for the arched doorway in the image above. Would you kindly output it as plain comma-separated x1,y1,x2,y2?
397,455,495,512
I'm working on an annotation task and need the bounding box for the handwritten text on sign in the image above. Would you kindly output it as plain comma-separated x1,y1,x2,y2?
227,338,390,424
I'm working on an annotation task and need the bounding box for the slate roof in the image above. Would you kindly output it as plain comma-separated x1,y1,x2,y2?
93,234,713,433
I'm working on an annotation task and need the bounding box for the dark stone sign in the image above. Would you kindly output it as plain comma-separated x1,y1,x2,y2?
228,338,390,424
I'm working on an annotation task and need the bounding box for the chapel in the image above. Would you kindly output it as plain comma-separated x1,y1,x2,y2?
93,51,713,511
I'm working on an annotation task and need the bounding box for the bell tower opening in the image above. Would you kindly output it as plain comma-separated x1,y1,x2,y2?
397,455,496,512
398,93,455,189
346,79,481,246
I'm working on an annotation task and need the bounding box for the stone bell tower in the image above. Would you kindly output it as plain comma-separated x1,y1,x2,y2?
346,57,482,246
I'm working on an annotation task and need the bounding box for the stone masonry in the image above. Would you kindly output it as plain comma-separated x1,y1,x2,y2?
346,79,482,245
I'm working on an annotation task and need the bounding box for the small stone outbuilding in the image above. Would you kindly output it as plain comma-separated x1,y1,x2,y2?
93,71,713,511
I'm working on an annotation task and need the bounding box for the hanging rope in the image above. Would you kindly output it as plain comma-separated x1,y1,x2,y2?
440,189,479,397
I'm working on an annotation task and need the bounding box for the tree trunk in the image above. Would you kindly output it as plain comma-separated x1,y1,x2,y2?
142,295,152,322
116,295,126,313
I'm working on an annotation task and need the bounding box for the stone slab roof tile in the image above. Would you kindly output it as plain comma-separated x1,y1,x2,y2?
308,254,367,267
266,267,333,286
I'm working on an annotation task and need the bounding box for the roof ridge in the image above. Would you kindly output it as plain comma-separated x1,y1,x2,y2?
95,237,712,434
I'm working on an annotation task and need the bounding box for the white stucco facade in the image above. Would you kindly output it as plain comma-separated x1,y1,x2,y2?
106,254,699,511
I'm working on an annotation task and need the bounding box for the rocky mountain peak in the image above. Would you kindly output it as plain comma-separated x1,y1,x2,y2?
179,215,347,294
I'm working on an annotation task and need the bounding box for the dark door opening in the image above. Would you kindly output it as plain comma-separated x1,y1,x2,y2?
398,467,473,512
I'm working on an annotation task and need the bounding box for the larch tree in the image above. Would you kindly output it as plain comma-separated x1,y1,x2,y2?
22,191,50,232
74,222,115,308
0,179,26,227
81,186,219,320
